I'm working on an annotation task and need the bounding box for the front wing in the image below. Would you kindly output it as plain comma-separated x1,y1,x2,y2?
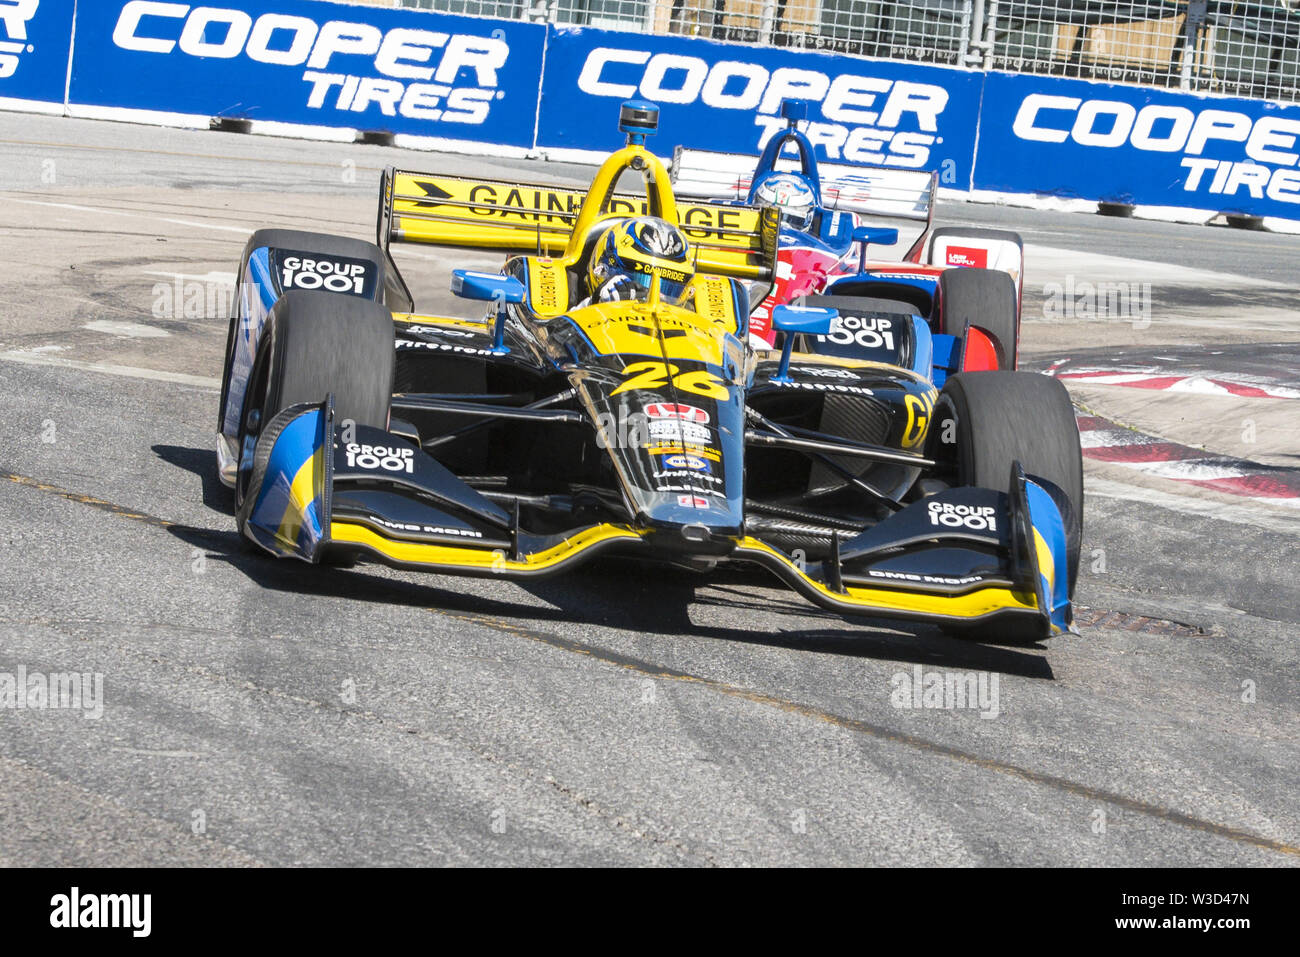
241,401,1073,639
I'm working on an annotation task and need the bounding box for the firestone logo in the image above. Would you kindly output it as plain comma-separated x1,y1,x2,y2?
110,1,510,124
0,0,39,79
1012,93,1300,205
577,47,949,168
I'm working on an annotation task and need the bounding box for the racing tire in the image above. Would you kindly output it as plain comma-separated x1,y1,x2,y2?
219,229,387,432
936,268,1019,370
930,371,1082,642
234,289,394,519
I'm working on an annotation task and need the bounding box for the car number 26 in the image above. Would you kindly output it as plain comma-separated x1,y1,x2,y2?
611,361,729,400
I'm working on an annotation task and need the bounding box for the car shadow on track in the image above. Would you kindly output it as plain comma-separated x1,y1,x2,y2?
153,444,1053,678
152,444,230,513
160,515,1054,680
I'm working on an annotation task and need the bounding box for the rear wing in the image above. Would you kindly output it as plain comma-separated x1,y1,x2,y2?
672,148,937,225
378,167,778,284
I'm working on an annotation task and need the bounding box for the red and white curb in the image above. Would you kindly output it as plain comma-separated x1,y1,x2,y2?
1047,361,1300,400
1075,413,1300,507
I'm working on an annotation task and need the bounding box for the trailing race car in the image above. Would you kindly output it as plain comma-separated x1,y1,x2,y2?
673,99,1026,374
215,100,1082,642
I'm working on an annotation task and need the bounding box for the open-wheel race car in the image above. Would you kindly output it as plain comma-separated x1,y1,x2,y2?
673,98,1027,373
215,100,1082,642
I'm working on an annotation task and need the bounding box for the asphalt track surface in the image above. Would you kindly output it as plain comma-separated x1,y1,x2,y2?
0,115,1297,866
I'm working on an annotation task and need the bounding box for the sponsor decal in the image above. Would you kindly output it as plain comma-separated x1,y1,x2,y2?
901,390,934,449
109,1,512,126
277,251,370,295
694,274,733,324
647,442,720,462
574,45,951,167
396,340,496,356
654,469,720,483
676,493,711,509
0,0,38,78
819,313,897,351
945,245,987,268
985,77,1300,216
644,402,709,424
659,452,709,472
400,325,476,338
867,569,986,586
647,419,711,443
531,263,561,312
367,514,482,538
344,442,414,473
927,501,997,531
791,365,858,379
772,379,875,395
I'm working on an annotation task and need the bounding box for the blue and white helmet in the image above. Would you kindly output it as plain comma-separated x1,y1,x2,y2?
753,173,817,230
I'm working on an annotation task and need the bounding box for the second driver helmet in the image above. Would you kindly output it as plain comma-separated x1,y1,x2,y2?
752,172,816,231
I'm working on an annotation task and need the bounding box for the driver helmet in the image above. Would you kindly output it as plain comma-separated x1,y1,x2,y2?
588,217,694,303
753,173,816,231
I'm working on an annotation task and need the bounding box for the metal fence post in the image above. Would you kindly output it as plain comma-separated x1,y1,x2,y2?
1181,0,1208,91
967,0,989,67
759,0,778,44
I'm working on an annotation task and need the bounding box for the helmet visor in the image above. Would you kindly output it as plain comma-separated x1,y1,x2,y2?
630,270,688,302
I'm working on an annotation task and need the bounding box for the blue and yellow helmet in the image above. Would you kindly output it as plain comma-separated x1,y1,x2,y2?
588,217,693,302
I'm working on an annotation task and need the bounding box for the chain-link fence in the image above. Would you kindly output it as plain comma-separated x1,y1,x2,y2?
384,0,1300,101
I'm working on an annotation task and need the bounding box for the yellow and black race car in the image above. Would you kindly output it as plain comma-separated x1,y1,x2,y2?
215,100,1082,643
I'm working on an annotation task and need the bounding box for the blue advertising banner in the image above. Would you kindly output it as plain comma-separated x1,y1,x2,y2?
0,0,74,105
535,26,984,185
65,0,547,147
974,71,1300,219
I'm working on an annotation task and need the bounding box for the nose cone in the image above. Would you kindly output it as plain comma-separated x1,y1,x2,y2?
584,388,745,551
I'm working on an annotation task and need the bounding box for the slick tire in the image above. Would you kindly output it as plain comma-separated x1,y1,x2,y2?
235,289,394,520
936,268,1019,370
220,229,387,432
930,371,1083,642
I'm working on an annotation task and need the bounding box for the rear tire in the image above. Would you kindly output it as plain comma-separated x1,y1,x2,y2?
234,290,394,517
936,268,1019,370
929,371,1082,641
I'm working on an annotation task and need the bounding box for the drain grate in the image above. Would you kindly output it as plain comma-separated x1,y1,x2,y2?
1073,606,1206,637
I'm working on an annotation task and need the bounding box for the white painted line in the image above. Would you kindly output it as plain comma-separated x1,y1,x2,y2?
83,320,170,338
1079,428,1155,449
1125,459,1257,482
1024,243,1286,289
6,198,254,235
0,350,218,389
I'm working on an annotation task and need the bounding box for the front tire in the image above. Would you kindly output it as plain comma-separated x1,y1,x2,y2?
234,289,394,520
928,371,1083,641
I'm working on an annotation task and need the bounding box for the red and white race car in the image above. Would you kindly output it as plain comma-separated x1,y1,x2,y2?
673,100,1026,377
